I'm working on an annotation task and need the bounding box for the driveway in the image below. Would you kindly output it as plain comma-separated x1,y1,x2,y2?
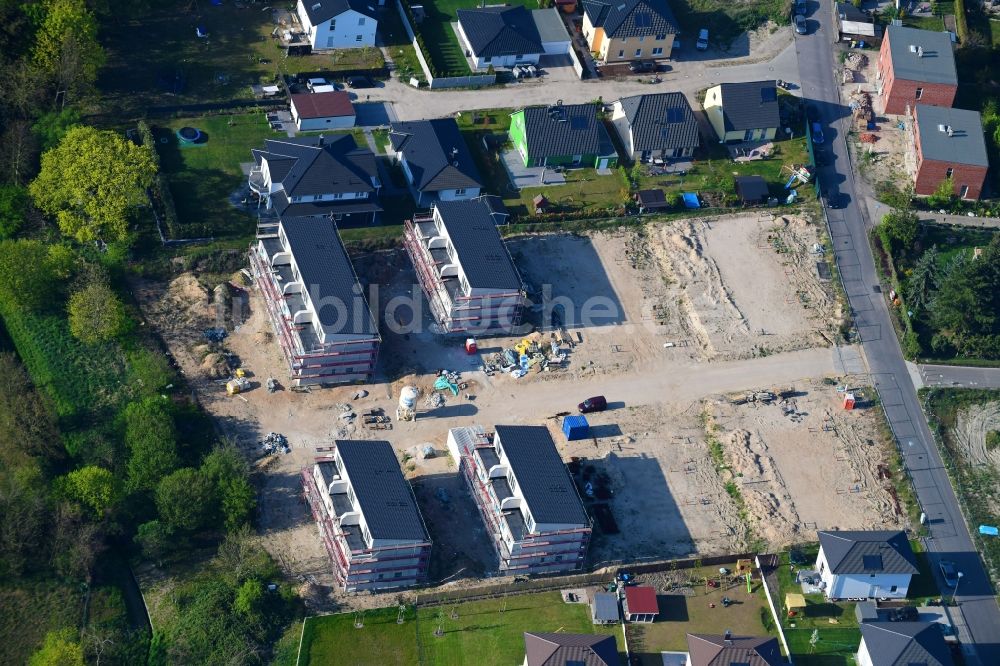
359,38,802,121
353,101,396,127
798,2,1000,663
500,150,566,190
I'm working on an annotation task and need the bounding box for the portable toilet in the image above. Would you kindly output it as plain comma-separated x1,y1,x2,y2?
563,415,590,441
465,337,478,354
843,392,856,410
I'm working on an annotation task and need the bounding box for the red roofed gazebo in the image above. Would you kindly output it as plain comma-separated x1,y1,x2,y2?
623,585,658,623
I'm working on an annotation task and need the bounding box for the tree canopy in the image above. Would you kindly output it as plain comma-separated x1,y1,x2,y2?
29,126,156,243
123,398,179,493
31,0,105,99
29,628,84,666
67,278,130,345
59,465,120,517
156,468,213,532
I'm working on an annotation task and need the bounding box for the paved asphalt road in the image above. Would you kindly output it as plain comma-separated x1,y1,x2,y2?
918,364,1000,389
797,3,1000,662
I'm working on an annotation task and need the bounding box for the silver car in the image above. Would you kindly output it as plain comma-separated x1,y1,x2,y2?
794,15,807,35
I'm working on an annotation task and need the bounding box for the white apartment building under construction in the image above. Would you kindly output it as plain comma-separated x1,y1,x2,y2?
448,425,592,575
403,196,526,334
302,440,432,592
250,216,379,386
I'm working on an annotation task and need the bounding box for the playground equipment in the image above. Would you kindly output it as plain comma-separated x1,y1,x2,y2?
783,164,813,189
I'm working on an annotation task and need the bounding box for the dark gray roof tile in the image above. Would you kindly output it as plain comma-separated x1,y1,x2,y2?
279,216,377,335
886,25,957,86
389,119,483,192
859,622,954,666
433,197,521,291
619,92,700,152
335,440,430,542
818,530,918,575
686,634,783,666
582,0,678,39
457,6,543,58
715,81,780,132
495,425,589,526
524,632,618,666
301,0,376,24
518,103,617,160
252,134,378,198
915,105,989,168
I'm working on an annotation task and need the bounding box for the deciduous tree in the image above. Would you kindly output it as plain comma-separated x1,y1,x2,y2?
29,628,84,666
29,126,156,243
60,465,120,517
31,0,105,99
123,398,179,493
0,185,27,239
67,279,130,345
156,468,213,532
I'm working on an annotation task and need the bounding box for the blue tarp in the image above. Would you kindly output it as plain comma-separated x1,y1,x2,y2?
562,415,590,441
682,193,700,208
980,525,999,537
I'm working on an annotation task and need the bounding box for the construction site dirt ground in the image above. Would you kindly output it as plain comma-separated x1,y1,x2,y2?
134,217,876,611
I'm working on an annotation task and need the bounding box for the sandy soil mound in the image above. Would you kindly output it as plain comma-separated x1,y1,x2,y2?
953,402,1000,470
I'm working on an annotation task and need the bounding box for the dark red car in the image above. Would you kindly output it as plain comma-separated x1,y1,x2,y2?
578,396,607,414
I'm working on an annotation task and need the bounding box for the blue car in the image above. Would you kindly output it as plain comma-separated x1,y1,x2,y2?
811,121,825,144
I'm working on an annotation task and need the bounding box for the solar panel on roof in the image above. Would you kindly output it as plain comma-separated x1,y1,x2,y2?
862,554,883,570
666,108,684,123
570,116,588,130
635,12,651,27
760,87,777,103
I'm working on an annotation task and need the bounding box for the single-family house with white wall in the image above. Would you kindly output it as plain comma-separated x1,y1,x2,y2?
304,440,432,591
387,118,483,206
455,6,570,70
816,530,918,600
856,622,954,666
249,134,381,224
296,0,378,50
290,91,356,131
611,92,699,161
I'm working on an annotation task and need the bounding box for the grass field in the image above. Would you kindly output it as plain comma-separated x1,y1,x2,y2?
99,2,390,116
403,0,529,76
671,0,791,47
300,591,625,665
381,4,427,82
152,114,366,238
627,575,774,666
0,578,86,665
509,169,631,217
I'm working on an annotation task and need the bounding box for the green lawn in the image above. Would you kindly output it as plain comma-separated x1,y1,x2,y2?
627,570,774,666
372,128,391,154
153,114,367,238
300,591,625,666
670,0,791,47
0,579,86,666
98,3,390,116
154,113,272,239
508,169,630,217
402,0,531,76
382,5,428,82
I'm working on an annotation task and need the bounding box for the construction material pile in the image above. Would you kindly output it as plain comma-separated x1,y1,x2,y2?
482,334,571,378
848,91,873,129
261,432,290,455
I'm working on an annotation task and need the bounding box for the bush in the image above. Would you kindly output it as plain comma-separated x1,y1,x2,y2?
902,329,923,359
67,279,131,345
0,185,27,239
986,430,1000,452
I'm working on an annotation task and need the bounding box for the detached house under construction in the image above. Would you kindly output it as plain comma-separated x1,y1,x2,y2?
303,440,432,592
250,216,379,386
447,425,592,575
403,196,526,335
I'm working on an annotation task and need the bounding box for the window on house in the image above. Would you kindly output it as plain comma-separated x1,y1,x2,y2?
356,34,363,41
359,17,365,25
946,167,954,178
454,188,466,196
618,49,624,58
890,585,898,592
394,571,403,578
915,87,923,99
485,56,492,62
638,36,644,43
652,47,663,56
655,33,666,40
331,20,336,29
326,36,335,47
635,48,642,56
960,184,969,198
332,193,343,199
555,555,563,561
313,195,323,201
870,574,876,578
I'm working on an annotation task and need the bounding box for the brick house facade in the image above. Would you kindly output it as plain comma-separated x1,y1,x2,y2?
913,105,989,200
876,25,957,116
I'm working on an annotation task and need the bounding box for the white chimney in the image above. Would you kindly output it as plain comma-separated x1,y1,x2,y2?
917,46,924,57
909,44,917,53
947,125,954,136
938,124,947,133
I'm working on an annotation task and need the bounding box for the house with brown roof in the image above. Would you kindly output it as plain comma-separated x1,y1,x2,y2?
623,585,658,622
686,633,784,666
523,632,618,666
290,91,356,131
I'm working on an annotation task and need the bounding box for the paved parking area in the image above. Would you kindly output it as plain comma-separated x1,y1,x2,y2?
353,101,396,127
501,149,566,189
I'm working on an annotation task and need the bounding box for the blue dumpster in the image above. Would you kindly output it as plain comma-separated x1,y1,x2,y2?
563,415,590,441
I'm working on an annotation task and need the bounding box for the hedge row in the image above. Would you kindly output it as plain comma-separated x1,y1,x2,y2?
136,120,180,240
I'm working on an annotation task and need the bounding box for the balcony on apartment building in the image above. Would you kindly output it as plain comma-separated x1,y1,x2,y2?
405,215,469,307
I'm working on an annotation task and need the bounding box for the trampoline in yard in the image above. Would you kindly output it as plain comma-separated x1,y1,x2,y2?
176,127,204,144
